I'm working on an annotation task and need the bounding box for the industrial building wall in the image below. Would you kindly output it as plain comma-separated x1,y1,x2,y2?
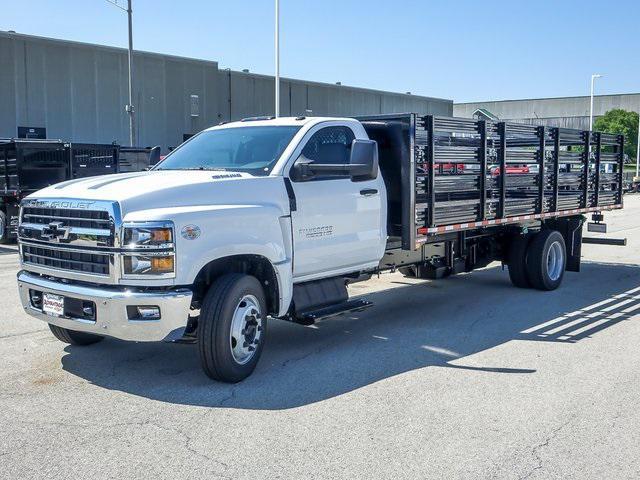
454,94,640,130
1,31,452,152
0,32,221,151
216,70,451,120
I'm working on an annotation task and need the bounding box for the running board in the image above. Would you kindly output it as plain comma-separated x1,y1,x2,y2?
582,237,627,246
295,299,373,325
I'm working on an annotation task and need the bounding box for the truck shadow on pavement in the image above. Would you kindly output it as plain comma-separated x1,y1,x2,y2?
60,261,640,410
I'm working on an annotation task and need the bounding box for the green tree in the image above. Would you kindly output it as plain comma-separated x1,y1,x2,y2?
593,108,638,160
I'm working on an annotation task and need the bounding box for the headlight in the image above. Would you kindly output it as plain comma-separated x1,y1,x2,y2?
121,223,175,277
123,254,174,275
123,226,173,248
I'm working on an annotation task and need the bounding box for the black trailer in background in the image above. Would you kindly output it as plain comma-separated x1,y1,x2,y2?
0,140,160,242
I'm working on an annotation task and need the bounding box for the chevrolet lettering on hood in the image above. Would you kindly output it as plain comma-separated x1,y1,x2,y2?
22,199,96,210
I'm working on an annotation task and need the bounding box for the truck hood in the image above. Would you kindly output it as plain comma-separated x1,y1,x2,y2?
28,170,290,216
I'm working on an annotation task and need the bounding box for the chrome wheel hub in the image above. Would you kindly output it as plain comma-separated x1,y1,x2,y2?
230,295,263,365
546,241,564,281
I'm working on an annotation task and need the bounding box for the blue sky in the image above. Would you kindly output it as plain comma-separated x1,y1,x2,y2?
3,0,638,102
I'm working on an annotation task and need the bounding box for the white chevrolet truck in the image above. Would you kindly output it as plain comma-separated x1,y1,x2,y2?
16,114,624,382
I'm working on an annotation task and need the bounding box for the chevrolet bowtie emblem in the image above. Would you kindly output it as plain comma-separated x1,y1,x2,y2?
41,221,70,242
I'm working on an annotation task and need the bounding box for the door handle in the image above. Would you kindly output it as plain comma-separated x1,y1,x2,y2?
360,188,378,196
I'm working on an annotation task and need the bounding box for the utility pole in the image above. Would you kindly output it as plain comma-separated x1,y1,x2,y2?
105,0,136,146
274,0,280,118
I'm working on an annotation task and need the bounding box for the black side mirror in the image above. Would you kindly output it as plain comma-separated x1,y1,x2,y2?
349,139,378,182
290,139,378,182
290,155,316,181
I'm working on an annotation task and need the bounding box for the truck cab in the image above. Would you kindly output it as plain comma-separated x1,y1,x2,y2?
16,117,387,382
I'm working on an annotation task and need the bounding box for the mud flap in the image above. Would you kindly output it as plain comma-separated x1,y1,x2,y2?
553,217,584,272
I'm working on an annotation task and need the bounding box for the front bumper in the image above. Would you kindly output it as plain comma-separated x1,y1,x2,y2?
17,271,193,342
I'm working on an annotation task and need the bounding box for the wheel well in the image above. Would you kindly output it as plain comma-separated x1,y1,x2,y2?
192,255,280,315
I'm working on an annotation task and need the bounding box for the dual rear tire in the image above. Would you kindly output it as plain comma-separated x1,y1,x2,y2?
508,229,566,291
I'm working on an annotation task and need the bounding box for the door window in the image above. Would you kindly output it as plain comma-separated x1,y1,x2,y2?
301,126,355,165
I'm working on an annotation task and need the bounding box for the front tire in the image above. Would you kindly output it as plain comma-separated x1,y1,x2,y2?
197,274,267,383
48,324,104,346
525,230,566,291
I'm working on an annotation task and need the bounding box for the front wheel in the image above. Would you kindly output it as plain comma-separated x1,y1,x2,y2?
197,274,267,383
48,324,104,346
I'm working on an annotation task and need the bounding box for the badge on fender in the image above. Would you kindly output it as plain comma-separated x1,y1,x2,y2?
181,224,201,240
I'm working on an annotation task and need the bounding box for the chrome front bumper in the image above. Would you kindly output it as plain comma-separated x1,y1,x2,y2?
17,271,193,342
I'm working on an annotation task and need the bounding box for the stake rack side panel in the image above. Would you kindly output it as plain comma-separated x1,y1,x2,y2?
414,116,623,246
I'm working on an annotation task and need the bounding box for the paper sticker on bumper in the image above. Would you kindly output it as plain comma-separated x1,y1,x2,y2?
42,293,64,317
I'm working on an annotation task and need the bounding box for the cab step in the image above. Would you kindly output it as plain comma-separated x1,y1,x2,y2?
295,299,372,325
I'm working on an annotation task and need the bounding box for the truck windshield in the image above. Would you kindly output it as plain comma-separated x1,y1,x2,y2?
154,126,301,175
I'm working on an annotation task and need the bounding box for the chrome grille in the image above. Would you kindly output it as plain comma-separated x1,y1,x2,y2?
19,205,113,247
22,244,110,275
22,206,110,229
19,199,118,281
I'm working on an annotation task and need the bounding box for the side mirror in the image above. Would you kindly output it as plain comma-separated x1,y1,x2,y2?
349,139,378,182
290,139,379,182
289,156,317,182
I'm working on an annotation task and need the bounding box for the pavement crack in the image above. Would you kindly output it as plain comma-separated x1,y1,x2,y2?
149,420,231,476
0,329,44,340
218,386,237,406
280,344,325,369
519,418,573,480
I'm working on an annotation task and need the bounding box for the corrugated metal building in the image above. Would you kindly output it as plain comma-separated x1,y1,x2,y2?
454,94,640,130
0,31,452,151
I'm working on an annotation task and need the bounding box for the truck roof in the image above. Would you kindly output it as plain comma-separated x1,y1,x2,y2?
205,116,355,130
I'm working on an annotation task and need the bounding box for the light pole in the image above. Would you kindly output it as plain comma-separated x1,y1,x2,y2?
274,0,280,118
636,113,640,177
106,0,136,146
589,74,603,131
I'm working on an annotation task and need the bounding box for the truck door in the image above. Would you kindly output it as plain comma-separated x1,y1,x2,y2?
288,124,386,281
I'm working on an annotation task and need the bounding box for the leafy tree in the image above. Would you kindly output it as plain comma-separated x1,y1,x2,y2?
593,109,638,160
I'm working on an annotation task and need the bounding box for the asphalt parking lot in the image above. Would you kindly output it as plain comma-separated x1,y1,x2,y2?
2,197,640,480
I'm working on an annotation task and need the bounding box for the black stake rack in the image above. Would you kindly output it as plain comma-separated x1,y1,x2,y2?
413,115,623,243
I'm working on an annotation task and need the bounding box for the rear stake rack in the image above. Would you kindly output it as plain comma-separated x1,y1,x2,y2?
411,115,624,247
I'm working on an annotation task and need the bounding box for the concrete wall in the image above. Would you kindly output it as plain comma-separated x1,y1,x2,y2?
454,94,640,130
1,31,452,151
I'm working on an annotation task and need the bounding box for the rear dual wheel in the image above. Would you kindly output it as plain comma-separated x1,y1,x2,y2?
508,229,566,291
